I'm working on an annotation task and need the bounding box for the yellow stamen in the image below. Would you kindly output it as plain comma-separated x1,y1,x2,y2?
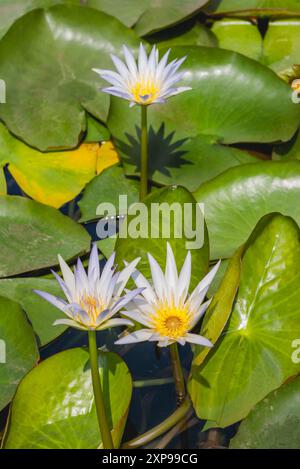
151,301,191,339
78,295,105,327
131,80,160,104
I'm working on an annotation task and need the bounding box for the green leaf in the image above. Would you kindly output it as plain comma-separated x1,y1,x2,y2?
84,115,110,143
147,21,217,49
230,377,300,449
86,1,210,36
3,348,132,449
205,0,300,16
188,214,300,428
263,19,300,72
191,245,244,368
273,131,300,161
79,165,139,222
0,278,67,346
0,5,140,150
0,166,6,195
120,133,257,191
194,161,300,259
108,46,300,151
211,19,263,61
115,186,209,290
0,296,39,411
0,195,90,277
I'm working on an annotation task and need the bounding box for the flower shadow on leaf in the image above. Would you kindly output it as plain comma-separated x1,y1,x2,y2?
115,123,191,179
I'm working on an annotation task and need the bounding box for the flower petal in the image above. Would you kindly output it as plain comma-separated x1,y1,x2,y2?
115,328,155,345
58,254,76,299
147,252,167,301
97,318,133,330
185,332,213,347
34,290,68,314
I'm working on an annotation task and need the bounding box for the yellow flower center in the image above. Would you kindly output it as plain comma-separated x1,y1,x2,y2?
131,80,160,104
151,302,191,339
77,294,106,327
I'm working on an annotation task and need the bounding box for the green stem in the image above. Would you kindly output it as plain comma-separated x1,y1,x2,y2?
122,396,191,449
88,330,114,449
170,343,186,405
140,105,148,200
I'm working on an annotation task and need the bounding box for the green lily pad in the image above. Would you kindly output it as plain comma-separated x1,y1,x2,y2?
147,21,217,49
79,165,139,222
0,278,67,346
188,214,300,428
0,195,90,277
0,296,39,411
263,19,300,72
115,185,209,290
84,115,110,143
86,1,210,36
108,46,300,152
194,161,300,259
205,0,300,16
120,132,257,191
211,19,263,61
0,4,140,150
3,348,132,448
230,377,300,448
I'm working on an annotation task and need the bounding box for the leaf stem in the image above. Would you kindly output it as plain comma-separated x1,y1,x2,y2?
88,330,114,449
170,343,186,405
122,396,192,449
140,105,148,200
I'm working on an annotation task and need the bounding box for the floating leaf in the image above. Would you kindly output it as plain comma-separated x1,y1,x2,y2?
211,19,263,61
188,214,300,428
0,195,90,276
263,19,300,72
115,186,209,290
148,21,217,49
0,296,39,411
230,377,300,449
0,5,140,150
96,141,120,175
205,0,300,16
84,115,110,143
194,161,300,259
4,348,132,448
0,278,67,346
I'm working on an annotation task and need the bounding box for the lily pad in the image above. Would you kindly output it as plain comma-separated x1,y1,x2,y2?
188,214,300,428
0,5,140,150
86,1,210,36
211,19,263,61
147,21,217,49
194,161,300,259
0,296,39,411
230,377,300,448
0,278,67,346
115,185,209,291
79,165,139,222
0,195,90,277
3,348,132,448
108,46,300,153
120,132,257,191
263,19,300,72
205,0,300,16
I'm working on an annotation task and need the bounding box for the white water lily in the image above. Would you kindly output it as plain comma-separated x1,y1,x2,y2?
34,244,143,331
115,243,220,347
93,43,191,106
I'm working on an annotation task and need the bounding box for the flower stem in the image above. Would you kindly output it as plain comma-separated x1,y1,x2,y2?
169,343,186,405
122,396,191,449
140,105,148,200
88,330,114,449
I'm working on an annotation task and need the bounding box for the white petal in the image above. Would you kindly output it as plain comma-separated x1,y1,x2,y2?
148,253,167,301
115,328,154,345
188,261,221,311
138,43,148,78
189,299,212,329
156,48,171,81
121,309,153,328
109,287,144,316
102,87,131,100
177,251,191,304
88,243,100,287
34,290,69,314
163,86,192,98
131,268,157,303
97,318,134,330
58,254,76,299
185,333,213,348
113,257,141,297
165,242,178,301
110,54,130,82
98,252,116,299
53,318,85,329
122,45,138,81
74,257,89,296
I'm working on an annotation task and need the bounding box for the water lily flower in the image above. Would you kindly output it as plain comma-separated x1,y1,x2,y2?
93,43,191,106
115,244,220,347
34,244,143,331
